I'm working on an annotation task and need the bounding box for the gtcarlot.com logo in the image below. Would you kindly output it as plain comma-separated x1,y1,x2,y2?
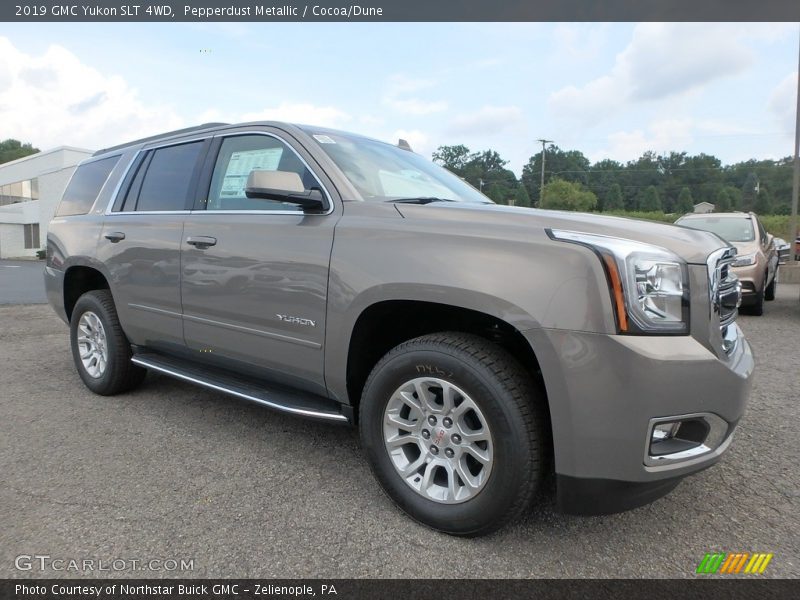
696,552,774,575
15,554,195,572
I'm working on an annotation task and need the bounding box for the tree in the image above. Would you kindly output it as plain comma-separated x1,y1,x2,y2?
540,178,597,212
741,173,759,211
432,144,473,174
514,183,531,208
485,183,507,205
0,139,40,165
603,183,624,211
715,188,731,212
639,185,662,212
521,146,591,201
676,187,694,214
754,186,772,215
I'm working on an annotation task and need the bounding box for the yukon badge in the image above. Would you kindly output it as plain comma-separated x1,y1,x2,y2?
276,314,316,327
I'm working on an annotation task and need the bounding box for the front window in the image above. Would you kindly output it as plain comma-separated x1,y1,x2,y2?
676,216,755,243
305,129,491,204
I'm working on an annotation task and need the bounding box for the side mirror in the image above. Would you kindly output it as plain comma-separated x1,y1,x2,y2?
245,170,326,212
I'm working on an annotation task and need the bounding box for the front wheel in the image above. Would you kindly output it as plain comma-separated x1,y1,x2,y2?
69,290,146,395
359,332,546,536
765,272,776,301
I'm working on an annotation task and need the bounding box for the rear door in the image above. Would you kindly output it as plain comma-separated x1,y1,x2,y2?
98,138,209,349
180,128,340,395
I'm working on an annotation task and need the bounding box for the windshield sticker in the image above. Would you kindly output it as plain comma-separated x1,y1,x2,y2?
313,134,337,144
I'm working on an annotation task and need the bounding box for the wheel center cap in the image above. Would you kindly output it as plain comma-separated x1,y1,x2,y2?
432,428,446,446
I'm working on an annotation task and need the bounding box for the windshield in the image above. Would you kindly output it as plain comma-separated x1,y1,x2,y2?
306,130,492,204
676,216,755,243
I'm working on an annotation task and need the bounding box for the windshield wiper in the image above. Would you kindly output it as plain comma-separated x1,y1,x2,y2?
387,197,457,205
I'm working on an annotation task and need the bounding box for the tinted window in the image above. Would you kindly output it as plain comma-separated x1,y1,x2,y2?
135,142,203,212
56,156,119,216
206,135,317,212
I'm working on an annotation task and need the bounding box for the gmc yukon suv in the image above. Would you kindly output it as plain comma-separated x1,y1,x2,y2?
45,122,754,536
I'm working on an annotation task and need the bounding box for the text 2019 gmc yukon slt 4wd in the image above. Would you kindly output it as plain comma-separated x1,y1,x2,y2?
45,122,754,536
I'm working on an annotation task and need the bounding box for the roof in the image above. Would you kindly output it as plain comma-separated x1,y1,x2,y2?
679,211,752,219
0,145,93,169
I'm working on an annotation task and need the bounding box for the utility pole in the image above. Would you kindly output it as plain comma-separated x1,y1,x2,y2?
789,28,800,265
537,139,554,206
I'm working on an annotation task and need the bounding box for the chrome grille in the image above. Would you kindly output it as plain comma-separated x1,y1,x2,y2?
707,247,741,354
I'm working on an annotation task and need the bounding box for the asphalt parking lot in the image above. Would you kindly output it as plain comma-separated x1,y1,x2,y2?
1,286,798,579
0,260,47,305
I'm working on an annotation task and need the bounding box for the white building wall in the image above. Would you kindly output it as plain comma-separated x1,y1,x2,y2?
0,146,93,259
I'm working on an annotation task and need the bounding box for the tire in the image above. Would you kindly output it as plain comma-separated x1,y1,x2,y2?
359,332,546,536
765,272,776,302
747,280,765,316
69,289,146,395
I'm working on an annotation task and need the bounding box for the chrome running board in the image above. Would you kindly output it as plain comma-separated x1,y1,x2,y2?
131,352,349,423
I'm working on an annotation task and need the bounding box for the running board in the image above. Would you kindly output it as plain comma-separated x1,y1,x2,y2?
131,352,349,423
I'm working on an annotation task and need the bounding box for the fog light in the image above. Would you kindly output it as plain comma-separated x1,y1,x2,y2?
646,413,730,466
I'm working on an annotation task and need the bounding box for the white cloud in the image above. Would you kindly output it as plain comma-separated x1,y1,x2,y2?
768,71,798,133
593,119,694,162
240,102,351,127
549,24,755,125
445,105,526,137
382,74,447,115
0,36,183,151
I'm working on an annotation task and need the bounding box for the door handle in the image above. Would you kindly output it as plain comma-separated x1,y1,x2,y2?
186,236,217,249
104,232,125,243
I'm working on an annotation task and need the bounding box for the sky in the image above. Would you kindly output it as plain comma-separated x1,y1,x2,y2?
0,22,797,174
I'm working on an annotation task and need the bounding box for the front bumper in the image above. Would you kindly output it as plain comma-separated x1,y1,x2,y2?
524,326,754,514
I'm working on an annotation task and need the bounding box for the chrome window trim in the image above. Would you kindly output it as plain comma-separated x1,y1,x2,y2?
104,131,335,217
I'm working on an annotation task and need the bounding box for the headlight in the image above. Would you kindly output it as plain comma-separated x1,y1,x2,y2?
548,229,689,334
732,252,756,267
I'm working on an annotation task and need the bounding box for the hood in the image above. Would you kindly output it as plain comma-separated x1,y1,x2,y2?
729,239,758,256
394,203,730,264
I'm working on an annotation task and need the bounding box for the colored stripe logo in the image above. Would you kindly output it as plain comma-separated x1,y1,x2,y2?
696,552,773,574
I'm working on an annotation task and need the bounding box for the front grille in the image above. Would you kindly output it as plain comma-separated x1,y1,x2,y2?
707,247,741,354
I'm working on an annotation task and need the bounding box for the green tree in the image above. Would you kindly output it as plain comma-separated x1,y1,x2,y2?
485,183,507,205
0,139,40,165
639,185,662,212
521,146,591,202
741,173,758,211
540,178,597,212
513,183,531,207
675,187,694,214
754,187,772,215
432,144,473,174
603,183,624,211
715,188,731,212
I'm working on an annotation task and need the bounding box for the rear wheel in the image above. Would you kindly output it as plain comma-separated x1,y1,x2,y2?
359,332,545,536
70,290,146,395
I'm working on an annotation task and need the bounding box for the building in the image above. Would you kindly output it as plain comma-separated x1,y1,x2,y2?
0,147,93,258
693,201,715,214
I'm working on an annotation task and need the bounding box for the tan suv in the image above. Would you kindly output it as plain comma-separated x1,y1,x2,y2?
676,212,779,315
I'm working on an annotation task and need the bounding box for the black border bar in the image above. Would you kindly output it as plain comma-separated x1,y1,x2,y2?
2,579,799,600
2,0,800,22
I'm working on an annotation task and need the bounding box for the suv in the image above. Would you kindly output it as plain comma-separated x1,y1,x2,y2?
45,122,753,536
675,212,779,315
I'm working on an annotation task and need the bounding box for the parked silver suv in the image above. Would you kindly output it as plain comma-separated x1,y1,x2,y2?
45,122,754,536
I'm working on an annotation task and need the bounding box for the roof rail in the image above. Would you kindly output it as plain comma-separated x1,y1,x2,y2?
92,123,229,156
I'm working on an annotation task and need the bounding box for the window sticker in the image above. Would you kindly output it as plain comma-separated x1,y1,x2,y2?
313,134,337,144
221,148,284,197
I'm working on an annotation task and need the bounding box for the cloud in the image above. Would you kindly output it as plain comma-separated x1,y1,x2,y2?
382,74,447,115
240,102,351,127
593,119,694,162
0,37,184,151
549,24,755,125
445,105,526,137
768,71,798,133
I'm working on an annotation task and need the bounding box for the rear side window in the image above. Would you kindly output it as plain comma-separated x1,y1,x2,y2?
56,156,119,216
124,141,204,212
